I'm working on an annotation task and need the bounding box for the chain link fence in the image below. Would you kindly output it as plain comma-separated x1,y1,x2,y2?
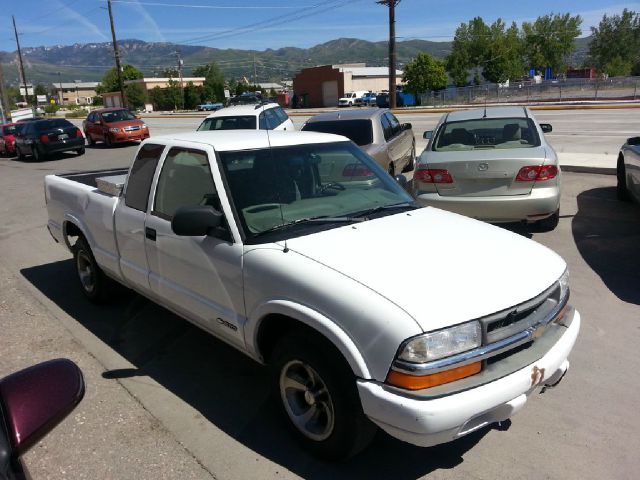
419,76,640,107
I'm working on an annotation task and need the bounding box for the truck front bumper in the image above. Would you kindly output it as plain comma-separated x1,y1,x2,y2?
357,309,580,447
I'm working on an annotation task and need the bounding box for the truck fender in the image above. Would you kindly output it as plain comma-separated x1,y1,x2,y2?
62,213,94,252
247,300,371,379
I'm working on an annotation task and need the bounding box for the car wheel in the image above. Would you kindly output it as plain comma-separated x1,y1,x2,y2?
72,236,113,303
104,134,112,147
402,144,416,173
85,132,95,146
535,208,560,232
270,331,376,460
32,146,42,162
16,146,26,161
617,155,630,201
77,147,85,156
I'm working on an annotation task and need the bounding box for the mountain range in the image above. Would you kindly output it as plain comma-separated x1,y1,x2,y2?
0,37,591,87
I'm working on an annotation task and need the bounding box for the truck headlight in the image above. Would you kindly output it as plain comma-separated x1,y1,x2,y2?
398,321,482,363
558,268,569,302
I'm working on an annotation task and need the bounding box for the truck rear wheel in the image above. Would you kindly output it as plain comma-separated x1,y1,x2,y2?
72,236,113,303
270,331,376,460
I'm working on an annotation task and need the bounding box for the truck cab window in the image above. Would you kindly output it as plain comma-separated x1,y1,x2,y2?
153,148,219,220
125,143,165,211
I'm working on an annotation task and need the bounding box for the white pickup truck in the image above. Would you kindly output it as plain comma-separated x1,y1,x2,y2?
45,131,580,459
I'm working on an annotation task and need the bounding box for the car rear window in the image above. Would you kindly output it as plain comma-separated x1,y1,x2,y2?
301,120,373,146
35,119,74,131
433,117,541,151
198,116,257,131
3,124,22,135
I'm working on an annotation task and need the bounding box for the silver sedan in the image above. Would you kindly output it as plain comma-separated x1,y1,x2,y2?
413,106,561,231
617,136,640,203
301,108,415,177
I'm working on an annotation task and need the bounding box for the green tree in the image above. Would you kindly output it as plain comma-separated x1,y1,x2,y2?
482,21,524,83
588,9,640,76
402,53,448,94
96,64,144,93
183,82,204,109
194,62,225,102
522,13,582,73
126,83,147,109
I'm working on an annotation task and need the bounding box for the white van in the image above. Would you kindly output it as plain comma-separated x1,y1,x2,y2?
338,91,368,107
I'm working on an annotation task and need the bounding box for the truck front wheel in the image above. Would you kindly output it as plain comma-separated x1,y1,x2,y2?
72,236,113,303
270,331,376,460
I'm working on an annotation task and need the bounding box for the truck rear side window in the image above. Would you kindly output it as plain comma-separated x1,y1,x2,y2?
125,143,165,211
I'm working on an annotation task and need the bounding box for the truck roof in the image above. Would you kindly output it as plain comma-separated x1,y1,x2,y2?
147,130,349,152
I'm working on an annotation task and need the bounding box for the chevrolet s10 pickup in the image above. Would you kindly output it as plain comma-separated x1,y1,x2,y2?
45,130,580,459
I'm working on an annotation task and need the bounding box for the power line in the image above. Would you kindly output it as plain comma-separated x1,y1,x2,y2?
107,1,313,9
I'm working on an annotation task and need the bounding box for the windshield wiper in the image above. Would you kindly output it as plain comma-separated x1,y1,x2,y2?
252,215,365,237
351,202,419,219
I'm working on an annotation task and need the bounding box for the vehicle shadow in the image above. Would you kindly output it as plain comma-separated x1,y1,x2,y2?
21,260,490,479
572,186,640,305
8,151,83,163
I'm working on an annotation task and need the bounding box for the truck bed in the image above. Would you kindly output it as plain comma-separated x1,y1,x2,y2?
55,168,129,188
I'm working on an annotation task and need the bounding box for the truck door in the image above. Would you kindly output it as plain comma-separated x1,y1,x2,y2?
114,143,165,291
144,146,245,347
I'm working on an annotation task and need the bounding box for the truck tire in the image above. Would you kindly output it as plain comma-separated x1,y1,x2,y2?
535,208,560,232
270,331,377,460
617,156,630,201
72,236,113,303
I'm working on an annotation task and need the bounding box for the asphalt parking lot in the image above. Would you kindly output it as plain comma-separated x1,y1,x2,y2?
0,111,639,479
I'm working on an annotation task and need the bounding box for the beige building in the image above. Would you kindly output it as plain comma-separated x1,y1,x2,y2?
52,82,99,105
124,77,206,93
293,64,404,107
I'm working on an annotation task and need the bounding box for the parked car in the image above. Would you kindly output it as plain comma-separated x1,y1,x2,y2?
197,103,295,132
197,102,224,111
83,108,150,147
0,122,23,156
301,108,415,175
617,136,640,203
15,118,85,161
355,92,377,107
414,106,561,231
0,359,85,479
45,130,579,459
338,91,368,107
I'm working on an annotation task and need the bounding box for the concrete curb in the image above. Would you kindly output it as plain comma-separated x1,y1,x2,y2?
561,165,616,175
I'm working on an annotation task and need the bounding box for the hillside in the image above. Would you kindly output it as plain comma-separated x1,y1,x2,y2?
0,36,590,87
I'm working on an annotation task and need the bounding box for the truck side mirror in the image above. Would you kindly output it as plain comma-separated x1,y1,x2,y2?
172,205,225,238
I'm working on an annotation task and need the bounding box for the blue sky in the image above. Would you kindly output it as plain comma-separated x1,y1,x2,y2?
3,0,639,51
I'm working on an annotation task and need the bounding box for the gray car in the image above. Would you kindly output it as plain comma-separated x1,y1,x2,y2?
301,108,415,176
414,106,561,231
617,136,640,203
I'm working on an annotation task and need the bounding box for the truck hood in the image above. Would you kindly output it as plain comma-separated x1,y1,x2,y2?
283,207,566,332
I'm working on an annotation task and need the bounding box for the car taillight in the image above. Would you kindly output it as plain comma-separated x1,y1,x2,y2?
414,168,453,183
515,165,558,182
39,134,50,143
76,128,83,138
342,164,374,177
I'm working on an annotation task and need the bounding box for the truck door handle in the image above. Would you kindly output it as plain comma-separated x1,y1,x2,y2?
145,227,156,241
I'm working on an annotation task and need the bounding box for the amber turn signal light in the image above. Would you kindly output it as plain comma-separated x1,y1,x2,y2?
386,362,482,390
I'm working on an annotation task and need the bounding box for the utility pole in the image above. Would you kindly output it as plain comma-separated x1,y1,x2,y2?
377,0,400,109
12,15,29,104
253,54,257,86
175,50,185,110
107,0,126,108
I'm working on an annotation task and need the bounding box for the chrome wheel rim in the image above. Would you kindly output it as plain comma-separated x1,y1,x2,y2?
279,360,335,441
76,249,95,293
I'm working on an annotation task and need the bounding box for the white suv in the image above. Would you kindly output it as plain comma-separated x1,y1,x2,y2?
197,103,295,131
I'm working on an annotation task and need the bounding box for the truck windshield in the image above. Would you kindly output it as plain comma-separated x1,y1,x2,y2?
301,120,373,146
198,116,257,131
218,141,413,240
